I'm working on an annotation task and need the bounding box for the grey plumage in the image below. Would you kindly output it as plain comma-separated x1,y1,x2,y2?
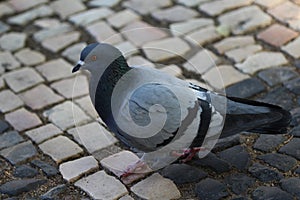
72,43,291,173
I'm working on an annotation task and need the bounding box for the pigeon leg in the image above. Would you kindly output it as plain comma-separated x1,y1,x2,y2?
121,160,147,178
179,147,206,163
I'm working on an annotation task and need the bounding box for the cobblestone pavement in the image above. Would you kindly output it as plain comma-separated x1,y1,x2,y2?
0,0,300,199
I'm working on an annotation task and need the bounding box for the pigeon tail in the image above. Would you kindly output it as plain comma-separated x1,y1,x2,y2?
220,96,292,138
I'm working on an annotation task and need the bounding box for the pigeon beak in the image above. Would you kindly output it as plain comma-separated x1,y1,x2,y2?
72,60,85,73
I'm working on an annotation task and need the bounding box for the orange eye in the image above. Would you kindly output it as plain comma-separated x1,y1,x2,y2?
91,55,97,61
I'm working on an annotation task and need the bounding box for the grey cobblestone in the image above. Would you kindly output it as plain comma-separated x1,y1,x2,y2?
199,0,253,16
50,0,86,19
152,5,198,23
8,5,53,25
0,32,27,51
218,5,272,34
69,8,113,26
75,170,128,200
0,90,23,113
39,135,83,163
25,123,62,144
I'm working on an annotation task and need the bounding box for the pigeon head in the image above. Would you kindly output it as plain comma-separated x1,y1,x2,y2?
72,43,123,73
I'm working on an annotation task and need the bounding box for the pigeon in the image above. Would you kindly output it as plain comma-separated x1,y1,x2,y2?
72,42,291,177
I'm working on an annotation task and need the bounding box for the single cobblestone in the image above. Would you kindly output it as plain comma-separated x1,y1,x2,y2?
170,18,213,36
142,37,190,62
195,178,229,200
160,164,207,184
50,0,86,19
25,124,62,144
218,145,250,171
258,24,298,47
69,8,113,26
8,5,53,25
226,77,266,98
253,134,285,152
34,18,61,28
0,32,27,51
258,153,297,172
218,5,272,34
279,138,300,160
152,5,198,23
31,159,59,177
8,0,48,12
14,48,45,66
249,163,283,182
36,58,74,82
86,21,123,44
0,179,46,196
194,152,231,173
13,165,38,178
51,75,88,99
100,150,147,184
235,52,288,74
59,156,98,182
75,170,128,200
19,84,63,110
3,67,44,93
203,65,249,89
68,122,117,154
0,90,23,113
183,49,219,74
107,9,139,28
43,101,91,130
185,26,222,45
5,108,42,131
131,173,181,200
258,67,298,87
42,31,80,53
226,45,262,63
39,135,83,163
122,21,168,47
0,141,37,165
0,130,24,150
213,36,255,54
33,23,73,42
199,0,253,16
252,186,293,200
224,173,255,195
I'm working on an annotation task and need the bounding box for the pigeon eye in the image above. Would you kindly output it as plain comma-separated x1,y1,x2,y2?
91,55,97,61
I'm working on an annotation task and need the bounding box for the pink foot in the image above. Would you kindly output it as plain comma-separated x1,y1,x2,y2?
121,160,147,178
172,147,207,163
